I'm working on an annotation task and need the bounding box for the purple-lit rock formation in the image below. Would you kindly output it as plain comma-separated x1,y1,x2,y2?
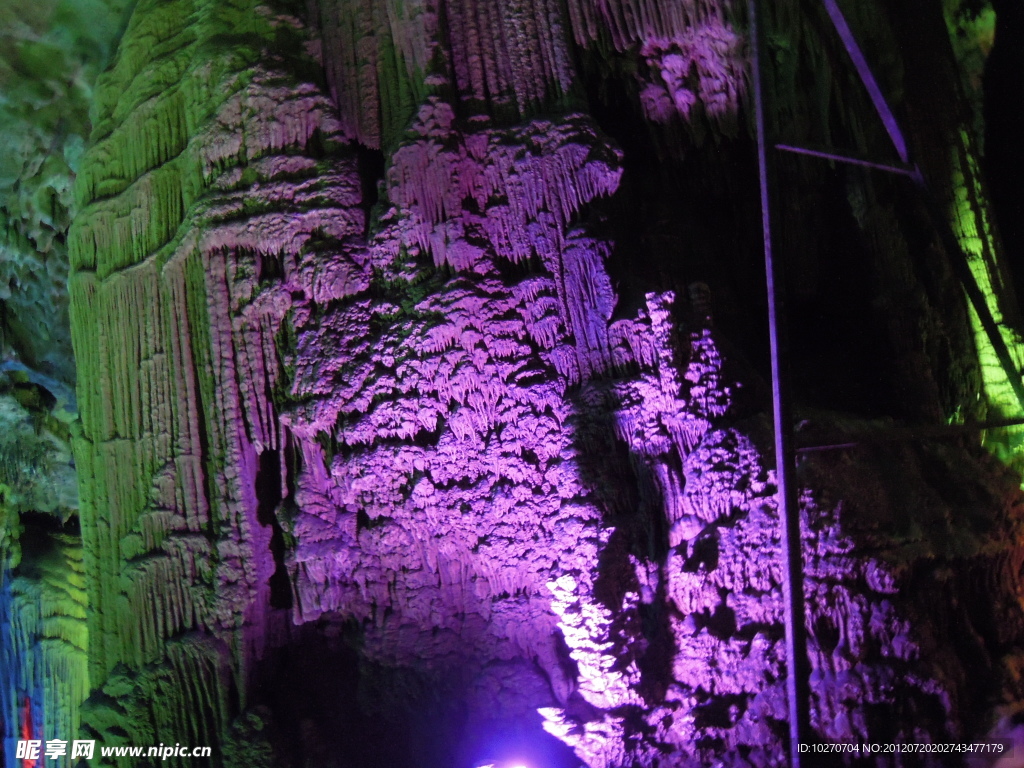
2,0,1022,766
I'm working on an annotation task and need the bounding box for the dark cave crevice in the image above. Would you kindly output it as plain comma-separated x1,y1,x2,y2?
356,144,386,238
255,448,292,609
11,510,81,581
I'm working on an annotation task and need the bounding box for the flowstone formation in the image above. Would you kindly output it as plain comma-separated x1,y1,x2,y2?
42,0,1024,767
65,0,365,759
0,0,128,762
0,381,84,768
0,0,129,382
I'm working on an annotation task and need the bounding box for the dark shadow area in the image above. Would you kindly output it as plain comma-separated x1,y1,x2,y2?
357,145,386,238
249,617,407,768
255,449,292,609
984,0,1024,307
12,510,80,580
248,617,581,768
576,39,944,423
578,48,772,380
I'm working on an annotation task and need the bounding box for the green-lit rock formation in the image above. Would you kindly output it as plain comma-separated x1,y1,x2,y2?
66,0,363,757
0,1,127,763
0,0,130,381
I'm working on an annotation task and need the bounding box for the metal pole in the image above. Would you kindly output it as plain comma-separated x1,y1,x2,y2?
775,143,918,177
816,0,1024,415
795,416,1024,453
777,140,1024,415
748,0,813,764
820,0,909,164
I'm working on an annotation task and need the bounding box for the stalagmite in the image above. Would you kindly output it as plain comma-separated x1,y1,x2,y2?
0,0,1018,765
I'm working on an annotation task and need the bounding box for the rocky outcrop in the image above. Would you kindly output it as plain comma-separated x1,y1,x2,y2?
65,0,364,755
28,0,1024,766
0,381,84,768
0,2,128,762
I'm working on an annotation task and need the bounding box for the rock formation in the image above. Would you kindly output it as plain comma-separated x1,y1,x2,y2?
4,0,1024,767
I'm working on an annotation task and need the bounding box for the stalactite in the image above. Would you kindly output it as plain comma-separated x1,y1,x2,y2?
0,367,86,766
311,0,578,148
49,0,1024,764
66,0,368,754
1,534,89,768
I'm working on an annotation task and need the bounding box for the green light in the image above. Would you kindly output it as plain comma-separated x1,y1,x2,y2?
950,130,1024,469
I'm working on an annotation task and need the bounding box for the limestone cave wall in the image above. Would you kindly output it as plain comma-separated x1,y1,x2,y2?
4,1,1024,767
